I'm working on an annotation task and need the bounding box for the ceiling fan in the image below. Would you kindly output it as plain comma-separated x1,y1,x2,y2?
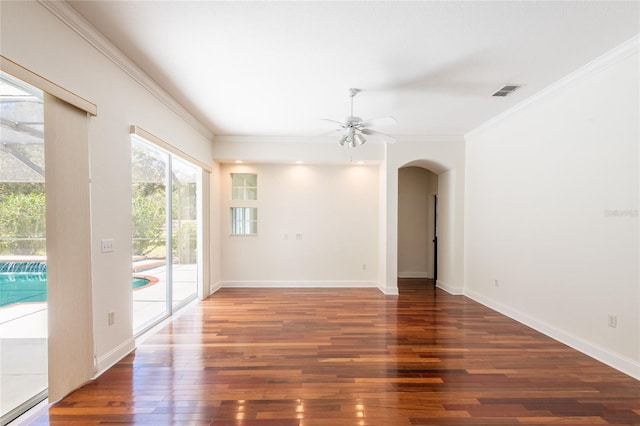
321,88,396,147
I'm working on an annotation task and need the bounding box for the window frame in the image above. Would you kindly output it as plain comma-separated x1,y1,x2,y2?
230,206,258,236
229,172,258,236
230,173,257,201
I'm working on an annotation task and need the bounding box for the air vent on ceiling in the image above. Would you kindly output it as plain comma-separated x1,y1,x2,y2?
492,84,523,97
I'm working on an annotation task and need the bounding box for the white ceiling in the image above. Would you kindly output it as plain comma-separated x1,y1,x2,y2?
67,1,639,140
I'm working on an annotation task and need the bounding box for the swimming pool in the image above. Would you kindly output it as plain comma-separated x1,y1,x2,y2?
0,264,151,308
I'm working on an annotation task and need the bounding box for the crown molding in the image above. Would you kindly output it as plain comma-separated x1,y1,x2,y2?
467,34,640,138
38,0,214,141
214,135,346,144
394,134,466,143
213,134,465,144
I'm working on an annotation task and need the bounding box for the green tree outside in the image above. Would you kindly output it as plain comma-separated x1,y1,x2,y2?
0,183,46,255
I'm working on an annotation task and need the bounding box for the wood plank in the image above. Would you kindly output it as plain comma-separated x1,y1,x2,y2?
29,279,640,425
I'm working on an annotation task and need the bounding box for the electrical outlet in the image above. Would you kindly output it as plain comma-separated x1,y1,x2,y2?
494,279,499,288
101,239,114,253
362,264,367,270
108,311,115,325
607,314,617,328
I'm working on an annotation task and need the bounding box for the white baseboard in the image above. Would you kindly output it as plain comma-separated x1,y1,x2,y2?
218,279,397,295
398,272,430,279
219,280,379,289
464,289,640,380
436,279,463,295
94,337,134,377
379,284,399,295
209,280,224,295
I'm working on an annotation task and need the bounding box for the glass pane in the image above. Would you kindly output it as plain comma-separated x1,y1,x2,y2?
131,137,169,332
243,174,257,187
231,208,240,234
231,173,245,188
0,73,47,423
231,173,257,200
230,207,257,235
245,188,257,200
171,156,198,308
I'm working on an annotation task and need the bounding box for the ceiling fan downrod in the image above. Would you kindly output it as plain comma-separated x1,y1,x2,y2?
348,88,359,118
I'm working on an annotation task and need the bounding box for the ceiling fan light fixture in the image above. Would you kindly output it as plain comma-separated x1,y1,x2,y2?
325,87,395,147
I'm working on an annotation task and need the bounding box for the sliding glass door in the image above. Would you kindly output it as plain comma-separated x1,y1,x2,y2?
131,137,200,333
171,156,199,309
131,139,169,331
0,73,47,423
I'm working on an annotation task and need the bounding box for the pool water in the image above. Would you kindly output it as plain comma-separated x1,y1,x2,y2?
0,272,150,308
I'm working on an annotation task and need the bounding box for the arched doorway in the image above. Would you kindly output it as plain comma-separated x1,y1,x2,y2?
397,166,438,283
386,156,463,296
378,140,465,296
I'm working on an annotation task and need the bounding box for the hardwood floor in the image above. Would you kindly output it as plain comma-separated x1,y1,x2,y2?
29,279,640,425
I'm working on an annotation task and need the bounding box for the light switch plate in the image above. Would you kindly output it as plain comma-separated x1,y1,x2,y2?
101,239,114,253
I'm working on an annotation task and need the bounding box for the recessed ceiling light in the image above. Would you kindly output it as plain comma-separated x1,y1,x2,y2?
356,161,365,165
235,160,243,164
295,160,304,164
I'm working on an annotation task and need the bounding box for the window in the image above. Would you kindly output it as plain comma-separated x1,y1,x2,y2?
231,173,257,200
231,207,258,235
230,172,258,235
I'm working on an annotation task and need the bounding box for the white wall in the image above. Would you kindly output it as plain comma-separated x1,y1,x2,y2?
464,39,639,378
212,136,385,165
214,137,466,295
435,168,462,293
398,167,437,278
1,1,214,375
218,163,379,287
209,162,223,293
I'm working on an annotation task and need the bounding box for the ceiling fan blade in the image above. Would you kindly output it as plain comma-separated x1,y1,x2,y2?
320,118,346,127
361,116,396,128
360,128,397,143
